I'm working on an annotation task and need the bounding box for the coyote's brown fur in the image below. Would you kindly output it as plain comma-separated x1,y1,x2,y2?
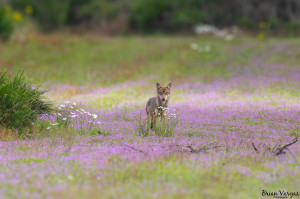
146,83,172,130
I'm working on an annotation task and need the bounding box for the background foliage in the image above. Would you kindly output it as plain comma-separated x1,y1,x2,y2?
0,5,15,40
6,0,300,34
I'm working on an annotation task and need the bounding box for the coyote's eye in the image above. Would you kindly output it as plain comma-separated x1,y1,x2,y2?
159,92,162,95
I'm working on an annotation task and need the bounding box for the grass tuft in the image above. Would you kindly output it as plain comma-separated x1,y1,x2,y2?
0,70,52,135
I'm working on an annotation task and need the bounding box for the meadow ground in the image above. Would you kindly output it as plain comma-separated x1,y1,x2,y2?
0,34,300,199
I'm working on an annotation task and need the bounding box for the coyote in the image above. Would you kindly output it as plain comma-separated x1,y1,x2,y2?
146,83,172,130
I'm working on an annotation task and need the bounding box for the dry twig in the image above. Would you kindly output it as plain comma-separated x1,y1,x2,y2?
125,144,147,155
275,137,298,156
251,137,298,156
174,142,220,154
251,143,259,154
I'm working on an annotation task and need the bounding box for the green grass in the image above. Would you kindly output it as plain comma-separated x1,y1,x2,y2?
0,34,272,86
0,35,298,94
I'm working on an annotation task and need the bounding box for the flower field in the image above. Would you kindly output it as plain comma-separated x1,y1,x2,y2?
0,35,299,199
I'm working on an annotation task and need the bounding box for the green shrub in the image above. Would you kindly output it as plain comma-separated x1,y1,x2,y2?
11,0,71,31
0,5,15,41
286,22,299,37
268,16,279,30
75,0,127,22
237,16,255,29
34,0,71,31
130,0,169,32
172,7,204,28
0,71,52,135
8,0,300,34
168,0,211,29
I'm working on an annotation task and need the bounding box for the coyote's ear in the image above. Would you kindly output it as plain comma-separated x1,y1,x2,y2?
156,83,161,89
167,83,172,89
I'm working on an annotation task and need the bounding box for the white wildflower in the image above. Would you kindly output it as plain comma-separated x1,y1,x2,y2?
92,114,98,119
170,113,177,118
64,100,71,104
46,127,51,130
62,118,67,120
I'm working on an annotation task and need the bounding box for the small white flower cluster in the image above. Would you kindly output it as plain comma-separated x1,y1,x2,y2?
170,113,176,119
194,24,237,41
190,44,211,53
46,100,98,130
156,106,173,116
157,106,169,111
64,100,76,105
56,101,98,118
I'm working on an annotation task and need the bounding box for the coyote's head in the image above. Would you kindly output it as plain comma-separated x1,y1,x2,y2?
156,83,172,103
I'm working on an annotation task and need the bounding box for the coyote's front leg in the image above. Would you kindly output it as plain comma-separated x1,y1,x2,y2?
153,113,157,132
147,113,152,132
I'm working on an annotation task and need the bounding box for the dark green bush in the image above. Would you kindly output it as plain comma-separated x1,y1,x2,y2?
34,0,71,31
0,5,15,41
268,16,279,30
130,0,169,31
11,0,71,31
8,0,300,34
75,0,127,22
286,22,299,36
129,0,223,32
0,71,52,135
237,16,255,29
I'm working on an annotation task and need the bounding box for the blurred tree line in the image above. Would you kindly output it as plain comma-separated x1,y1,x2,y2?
2,0,300,34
